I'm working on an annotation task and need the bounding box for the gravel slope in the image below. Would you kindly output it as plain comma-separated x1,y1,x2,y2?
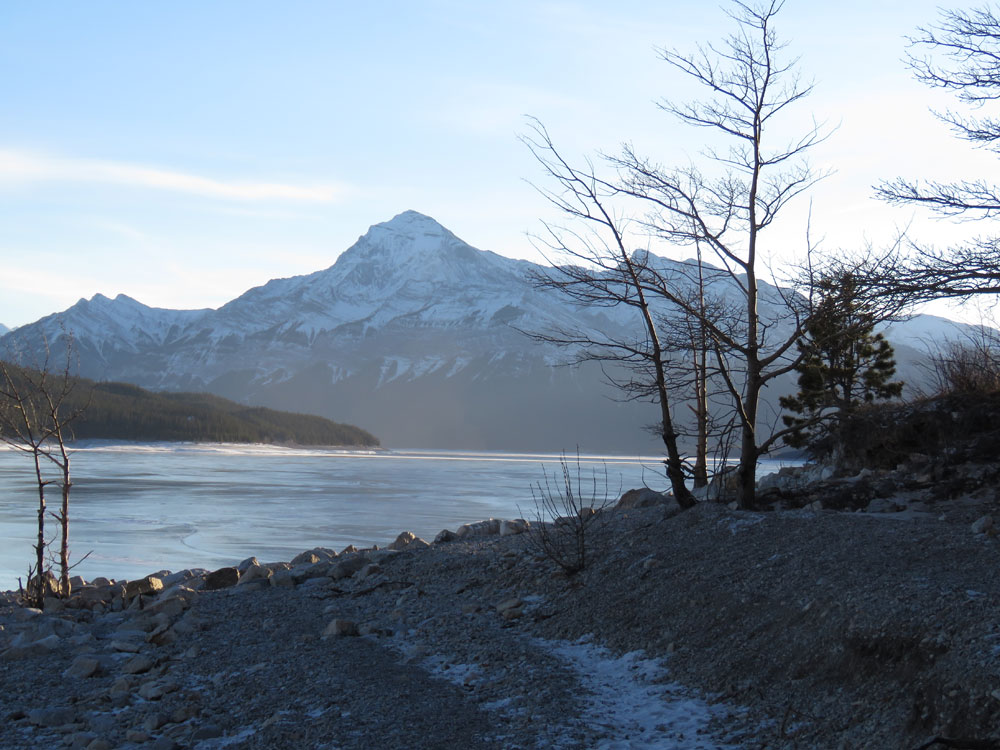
2,489,998,750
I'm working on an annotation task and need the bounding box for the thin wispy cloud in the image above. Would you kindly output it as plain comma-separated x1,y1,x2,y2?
0,149,348,202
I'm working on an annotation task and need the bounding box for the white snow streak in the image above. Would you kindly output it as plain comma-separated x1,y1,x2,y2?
541,637,735,750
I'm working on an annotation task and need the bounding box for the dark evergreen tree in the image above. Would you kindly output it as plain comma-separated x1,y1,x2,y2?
780,273,904,457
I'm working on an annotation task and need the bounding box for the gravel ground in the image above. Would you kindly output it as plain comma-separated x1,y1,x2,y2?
1,484,998,750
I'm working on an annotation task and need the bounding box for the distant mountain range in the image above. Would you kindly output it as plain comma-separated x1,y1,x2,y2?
0,324,8,336
0,210,973,452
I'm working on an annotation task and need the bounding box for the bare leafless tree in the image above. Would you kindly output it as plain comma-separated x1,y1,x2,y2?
524,1,835,508
877,5,1000,299
609,0,831,508
521,119,742,508
0,338,87,606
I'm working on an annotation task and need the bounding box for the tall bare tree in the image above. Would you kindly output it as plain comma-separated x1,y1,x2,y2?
525,0,829,509
610,0,828,507
0,338,86,605
521,119,700,508
877,5,1000,299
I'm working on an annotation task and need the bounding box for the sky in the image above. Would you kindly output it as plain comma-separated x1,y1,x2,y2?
0,0,992,329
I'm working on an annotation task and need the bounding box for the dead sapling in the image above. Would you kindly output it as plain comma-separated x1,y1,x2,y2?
525,451,619,575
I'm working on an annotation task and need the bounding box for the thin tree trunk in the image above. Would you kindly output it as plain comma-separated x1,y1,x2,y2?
31,451,46,607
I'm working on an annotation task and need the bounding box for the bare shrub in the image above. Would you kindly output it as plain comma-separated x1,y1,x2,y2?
929,333,1000,395
525,452,618,575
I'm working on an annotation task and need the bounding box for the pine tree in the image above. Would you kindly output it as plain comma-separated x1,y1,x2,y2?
780,273,903,457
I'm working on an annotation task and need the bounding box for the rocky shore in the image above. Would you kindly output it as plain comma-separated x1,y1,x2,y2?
2,457,999,750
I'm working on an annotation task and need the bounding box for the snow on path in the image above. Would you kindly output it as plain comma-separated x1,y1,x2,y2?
541,636,736,750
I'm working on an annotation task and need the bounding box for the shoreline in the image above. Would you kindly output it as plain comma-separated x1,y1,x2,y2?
2,470,998,748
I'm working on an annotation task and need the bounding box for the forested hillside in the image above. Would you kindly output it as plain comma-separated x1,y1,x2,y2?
1,369,379,447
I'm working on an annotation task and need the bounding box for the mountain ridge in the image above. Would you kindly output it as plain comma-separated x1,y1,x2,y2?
0,211,975,452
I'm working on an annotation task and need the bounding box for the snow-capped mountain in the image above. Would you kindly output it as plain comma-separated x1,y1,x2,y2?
0,323,8,336
0,210,975,451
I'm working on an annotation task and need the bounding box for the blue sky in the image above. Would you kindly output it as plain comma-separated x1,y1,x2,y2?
0,0,984,327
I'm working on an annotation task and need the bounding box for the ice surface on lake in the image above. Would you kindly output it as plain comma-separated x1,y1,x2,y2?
0,442,794,588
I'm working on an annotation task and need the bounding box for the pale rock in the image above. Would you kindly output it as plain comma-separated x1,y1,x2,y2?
340,544,358,556
123,653,156,675
499,519,530,536
617,488,667,509
389,531,417,550
357,563,383,581
456,519,501,538
237,556,260,573
111,638,143,653
63,655,100,679
291,550,322,566
144,713,169,732
158,569,198,588
148,625,177,646
124,576,163,601
68,574,85,590
144,594,190,620
434,529,457,544
323,619,360,637
269,569,297,588
329,555,368,581
91,577,112,587
972,515,994,535
28,706,75,727
239,563,272,583
137,680,178,700
172,611,206,635
495,597,523,614
43,596,66,613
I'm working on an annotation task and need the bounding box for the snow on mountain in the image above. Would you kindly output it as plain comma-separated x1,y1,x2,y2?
0,210,982,451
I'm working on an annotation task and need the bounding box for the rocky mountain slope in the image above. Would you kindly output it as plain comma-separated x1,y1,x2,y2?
0,210,973,452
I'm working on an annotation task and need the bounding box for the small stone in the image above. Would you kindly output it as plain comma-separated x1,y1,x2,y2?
111,639,143,653
124,576,163,601
123,653,157,675
63,655,100,679
28,706,75,727
972,515,994,535
143,713,169,731
202,567,240,591
126,729,150,742
499,518,530,536
86,741,112,750
237,556,260,573
291,550,321,566
323,619,359,637
495,597,523,614
190,724,223,741
137,680,178,701
433,529,457,544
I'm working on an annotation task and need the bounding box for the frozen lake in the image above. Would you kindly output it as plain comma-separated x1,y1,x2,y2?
0,442,792,590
